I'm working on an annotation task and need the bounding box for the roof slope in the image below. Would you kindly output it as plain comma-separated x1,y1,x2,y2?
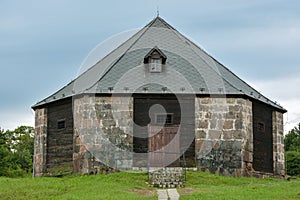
32,17,286,112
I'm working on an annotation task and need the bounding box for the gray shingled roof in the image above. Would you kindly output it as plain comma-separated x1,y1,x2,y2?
32,17,286,112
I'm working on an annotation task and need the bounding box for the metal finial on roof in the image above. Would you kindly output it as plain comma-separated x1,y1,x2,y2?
157,5,159,17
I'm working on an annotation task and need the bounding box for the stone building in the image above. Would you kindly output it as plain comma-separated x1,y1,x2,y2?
32,17,286,178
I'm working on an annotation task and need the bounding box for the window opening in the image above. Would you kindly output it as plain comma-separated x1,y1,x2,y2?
257,122,265,132
57,120,66,129
155,114,173,124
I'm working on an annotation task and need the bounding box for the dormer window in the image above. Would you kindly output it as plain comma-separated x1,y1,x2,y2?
149,52,162,72
144,47,166,73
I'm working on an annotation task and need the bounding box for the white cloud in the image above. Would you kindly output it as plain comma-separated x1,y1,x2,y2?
0,110,34,131
249,75,300,133
280,99,300,132
249,76,300,100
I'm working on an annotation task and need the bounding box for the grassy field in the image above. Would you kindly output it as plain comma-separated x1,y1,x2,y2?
181,171,300,199
0,171,299,200
0,172,156,200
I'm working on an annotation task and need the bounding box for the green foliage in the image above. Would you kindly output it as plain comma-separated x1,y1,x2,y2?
284,123,300,176
284,123,300,152
0,145,10,176
0,126,34,177
285,151,300,176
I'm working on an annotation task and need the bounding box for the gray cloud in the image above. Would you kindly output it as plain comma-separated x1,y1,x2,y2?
1,0,300,130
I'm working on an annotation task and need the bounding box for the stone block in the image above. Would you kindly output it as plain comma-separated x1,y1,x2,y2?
216,120,224,130
223,131,233,139
201,98,210,104
246,100,252,107
229,105,240,112
102,119,116,127
198,120,208,129
223,152,231,161
236,99,245,105
212,113,222,119
213,98,227,104
226,98,235,104
200,105,210,112
195,139,204,153
198,159,211,168
205,112,212,118
232,130,244,139
195,130,206,139
235,112,242,119
210,119,217,129
232,140,242,151
235,120,243,130
213,141,220,150
116,159,132,169
196,140,213,157
208,130,221,139
225,111,235,119
223,120,233,130
195,112,203,119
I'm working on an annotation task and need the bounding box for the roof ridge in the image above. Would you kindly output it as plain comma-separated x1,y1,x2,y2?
145,16,176,30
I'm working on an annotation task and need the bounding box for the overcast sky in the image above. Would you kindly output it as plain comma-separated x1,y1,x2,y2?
1,0,299,132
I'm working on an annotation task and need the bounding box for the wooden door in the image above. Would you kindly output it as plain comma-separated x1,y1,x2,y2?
253,101,273,173
133,95,195,167
148,126,180,167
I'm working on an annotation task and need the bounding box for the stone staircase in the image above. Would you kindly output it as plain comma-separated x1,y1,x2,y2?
149,168,184,188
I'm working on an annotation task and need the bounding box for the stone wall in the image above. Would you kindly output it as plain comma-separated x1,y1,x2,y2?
272,111,285,177
34,95,284,177
33,108,47,177
73,95,133,174
195,97,253,177
149,168,184,188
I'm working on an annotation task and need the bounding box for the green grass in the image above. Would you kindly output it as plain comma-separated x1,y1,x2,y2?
0,171,300,200
0,172,156,200
179,171,300,200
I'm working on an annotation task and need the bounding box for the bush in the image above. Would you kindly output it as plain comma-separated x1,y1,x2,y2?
0,126,34,177
285,151,300,176
0,145,10,176
285,124,300,152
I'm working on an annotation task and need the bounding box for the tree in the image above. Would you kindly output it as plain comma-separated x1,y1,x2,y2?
285,151,300,176
285,123,300,152
9,126,34,174
285,123,300,176
0,128,10,176
0,127,9,147
0,126,34,177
